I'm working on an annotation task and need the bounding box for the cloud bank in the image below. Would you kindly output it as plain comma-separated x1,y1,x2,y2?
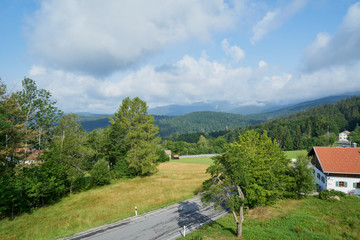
303,2,360,71
27,0,237,76
251,0,308,44
24,1,360,114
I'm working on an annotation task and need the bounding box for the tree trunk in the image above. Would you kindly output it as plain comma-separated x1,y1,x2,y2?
236,185,245,238
237,221,242,238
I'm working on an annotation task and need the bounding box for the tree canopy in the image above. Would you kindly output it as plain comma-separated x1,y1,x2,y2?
202,130,295,238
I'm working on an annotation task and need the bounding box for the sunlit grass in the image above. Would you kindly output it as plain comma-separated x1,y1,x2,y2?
171,156,214,165
0,162,209,240
182,196,360,240
284,150,307,159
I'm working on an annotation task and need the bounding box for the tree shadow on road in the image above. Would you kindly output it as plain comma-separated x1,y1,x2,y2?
177,199,232,236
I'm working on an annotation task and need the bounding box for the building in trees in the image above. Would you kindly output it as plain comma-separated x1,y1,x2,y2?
338,130,351,143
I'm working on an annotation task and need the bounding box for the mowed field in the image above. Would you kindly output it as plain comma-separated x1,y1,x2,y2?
0,161,209,240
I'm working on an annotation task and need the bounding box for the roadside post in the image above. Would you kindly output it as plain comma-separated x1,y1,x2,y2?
135,206,137,216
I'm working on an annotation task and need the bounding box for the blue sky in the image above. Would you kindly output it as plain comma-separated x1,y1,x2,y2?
1,0,360,113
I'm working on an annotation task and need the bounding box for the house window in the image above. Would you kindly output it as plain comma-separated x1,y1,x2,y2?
317,173,320,179
321,176,325,183
336,181,347,187
353,182,360,189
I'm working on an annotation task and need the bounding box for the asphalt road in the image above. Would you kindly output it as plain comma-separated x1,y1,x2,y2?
61,196,228,240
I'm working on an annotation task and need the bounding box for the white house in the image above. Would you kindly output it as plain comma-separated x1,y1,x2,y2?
309,146,360,195
338,130,350,142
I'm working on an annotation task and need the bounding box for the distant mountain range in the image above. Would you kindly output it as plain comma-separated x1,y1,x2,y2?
78,93,360,135
148,93,360,116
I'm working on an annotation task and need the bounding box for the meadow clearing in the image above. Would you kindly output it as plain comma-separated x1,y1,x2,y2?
0,151,316,240
0,161,209,240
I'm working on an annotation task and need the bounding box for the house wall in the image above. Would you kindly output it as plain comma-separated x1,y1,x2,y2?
339,132,349,142
326,176,360,195
313,166,327,191
313,165,360,195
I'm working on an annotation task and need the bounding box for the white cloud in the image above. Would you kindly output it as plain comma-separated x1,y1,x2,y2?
29,50,360,114
26,0,237,76
221,39,245,62
303,2,360,71
251,0,308,44
258,60,268,68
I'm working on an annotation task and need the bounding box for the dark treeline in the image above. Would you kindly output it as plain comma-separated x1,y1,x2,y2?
234,96,360,150
154,111,265,137
0,78,167,218
162,97,360,155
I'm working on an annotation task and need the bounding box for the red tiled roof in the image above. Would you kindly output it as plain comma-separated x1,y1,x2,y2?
311,147,360,174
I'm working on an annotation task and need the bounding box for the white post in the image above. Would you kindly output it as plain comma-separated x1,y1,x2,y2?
135,206,137,216
183,225,186,237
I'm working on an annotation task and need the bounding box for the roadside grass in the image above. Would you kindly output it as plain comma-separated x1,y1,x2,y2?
171,156,214,165
0,162,209,240
182,196,360,240
284,150,308,159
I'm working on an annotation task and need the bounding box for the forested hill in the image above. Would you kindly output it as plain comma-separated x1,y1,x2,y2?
155,111,265,137
233,96,360,151
258,95,353,120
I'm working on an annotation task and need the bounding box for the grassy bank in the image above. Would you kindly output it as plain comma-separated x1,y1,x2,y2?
0,162,209,240
181,196,360,240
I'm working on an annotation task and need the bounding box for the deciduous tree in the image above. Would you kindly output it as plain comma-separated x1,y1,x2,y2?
202,130,294,238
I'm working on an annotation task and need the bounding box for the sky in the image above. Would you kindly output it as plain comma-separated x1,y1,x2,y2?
1,0,360,114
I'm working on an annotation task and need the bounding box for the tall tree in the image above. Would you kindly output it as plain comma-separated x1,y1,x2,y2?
111,97,160,176
0,81,26,171
293,125,303,150
52,114,93,194
16,78,62,151
292,154,315,196
202,130,294,238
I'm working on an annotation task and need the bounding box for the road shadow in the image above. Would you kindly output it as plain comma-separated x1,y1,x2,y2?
177,199,233,236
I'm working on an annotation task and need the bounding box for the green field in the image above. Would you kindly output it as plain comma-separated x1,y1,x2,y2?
284,150,308,159
170,151,308,166
171,156,214,165
0,162,209,240
181,196,360,240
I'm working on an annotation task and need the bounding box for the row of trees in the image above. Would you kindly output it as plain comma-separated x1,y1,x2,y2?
163,135,229,156
0,78,165,218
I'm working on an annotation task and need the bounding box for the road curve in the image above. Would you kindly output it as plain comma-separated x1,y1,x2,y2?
60,196,228,240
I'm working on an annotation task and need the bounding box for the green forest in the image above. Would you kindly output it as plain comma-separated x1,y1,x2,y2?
241,97,360,150
0,78,168,218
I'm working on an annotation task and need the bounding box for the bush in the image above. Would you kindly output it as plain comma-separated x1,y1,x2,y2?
318,189,346,200
156,148,170,162
90,159,111,186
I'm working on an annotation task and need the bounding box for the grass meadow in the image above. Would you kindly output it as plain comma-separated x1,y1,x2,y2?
284,150,308,159
182,196,360,240
0,151,317,240
0,161,209,240
171,156,214,165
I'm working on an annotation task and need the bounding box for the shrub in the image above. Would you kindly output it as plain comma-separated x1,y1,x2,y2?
90,159,111,186
318,189,346,200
